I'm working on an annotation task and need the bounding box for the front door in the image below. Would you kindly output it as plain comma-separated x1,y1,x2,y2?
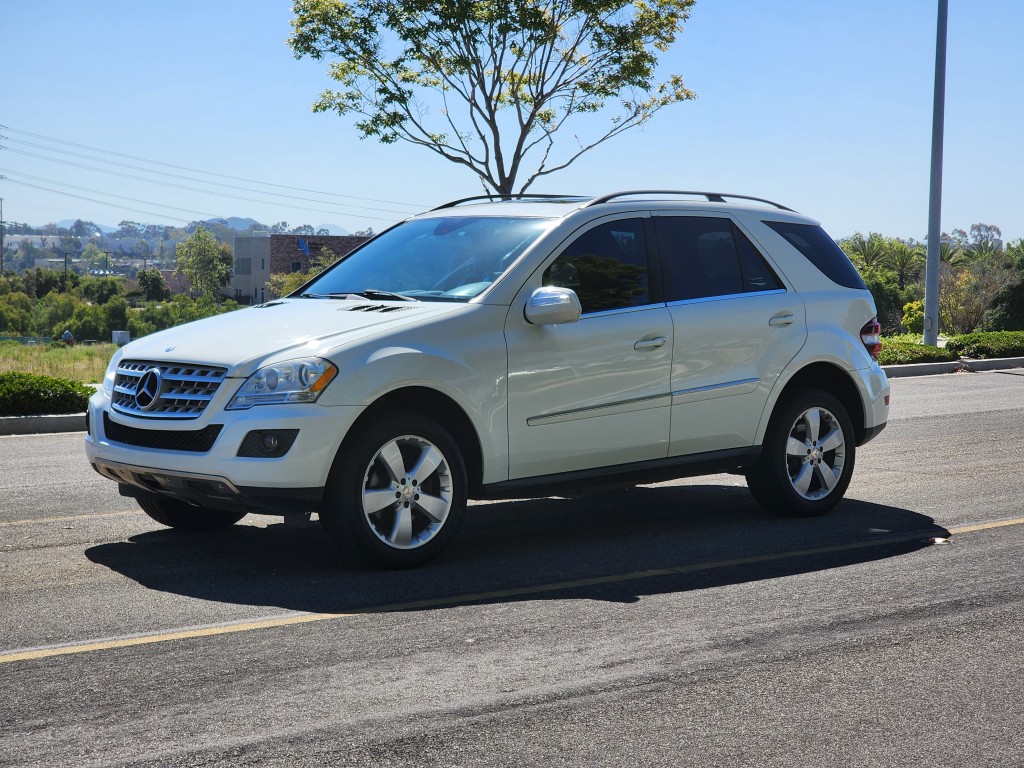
505,216,673,479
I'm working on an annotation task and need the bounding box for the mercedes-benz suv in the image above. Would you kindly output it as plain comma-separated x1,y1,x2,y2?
85,191,890,567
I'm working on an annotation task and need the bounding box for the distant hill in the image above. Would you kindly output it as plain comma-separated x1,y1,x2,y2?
41,217,350,237
204,217,262,231
56,219,116,234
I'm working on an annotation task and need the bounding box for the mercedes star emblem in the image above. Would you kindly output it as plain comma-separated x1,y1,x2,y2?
134,368,163,411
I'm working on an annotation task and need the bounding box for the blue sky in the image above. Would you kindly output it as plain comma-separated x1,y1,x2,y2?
2,0,1021,240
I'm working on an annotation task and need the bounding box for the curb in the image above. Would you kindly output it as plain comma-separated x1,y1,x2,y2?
0,413,87,436
882,356,1024,378
5,356,1024,437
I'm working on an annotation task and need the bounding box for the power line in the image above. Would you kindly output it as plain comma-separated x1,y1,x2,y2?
0,140,413,216
0,150,403,222
0,124,424,208
0,169,227,220
0,176,194,223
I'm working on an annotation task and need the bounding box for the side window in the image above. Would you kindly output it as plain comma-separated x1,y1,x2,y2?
762,220,867,290
543,219,650,314
655,216,782,301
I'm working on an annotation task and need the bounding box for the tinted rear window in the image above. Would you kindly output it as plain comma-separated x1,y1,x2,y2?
763,221,866,290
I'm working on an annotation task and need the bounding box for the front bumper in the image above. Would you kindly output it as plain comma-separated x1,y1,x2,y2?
92,458,323,515
85,390,364,515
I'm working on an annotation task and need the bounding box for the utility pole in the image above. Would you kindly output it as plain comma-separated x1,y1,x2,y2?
923,0,949,346
1,197,5,275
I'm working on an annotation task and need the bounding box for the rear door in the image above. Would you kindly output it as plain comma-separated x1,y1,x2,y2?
653,213,807,456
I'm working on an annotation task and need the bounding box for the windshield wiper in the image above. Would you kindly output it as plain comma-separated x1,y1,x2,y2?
300,289,418,302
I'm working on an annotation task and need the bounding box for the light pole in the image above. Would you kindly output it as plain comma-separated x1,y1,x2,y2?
923,0,948,346
63,252,70,278
103,251,110,273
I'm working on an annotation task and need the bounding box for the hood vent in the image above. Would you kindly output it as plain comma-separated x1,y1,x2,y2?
344,304,414,313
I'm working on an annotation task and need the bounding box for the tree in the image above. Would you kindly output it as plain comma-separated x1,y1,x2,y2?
839,232,887,270
115,221,143,240
289,0,697,194
80,276,122,305
175,226,232,298
267,246,339,299
985,239,1024,331
937,251,1020,334
882,239,924,292
969,223,1002,248
137,268,171,302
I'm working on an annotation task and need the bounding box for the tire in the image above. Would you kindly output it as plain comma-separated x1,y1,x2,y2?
746,389,856,517
321,412,467,568
136,493,247,530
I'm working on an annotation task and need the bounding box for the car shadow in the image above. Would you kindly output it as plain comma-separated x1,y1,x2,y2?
85,483,948,613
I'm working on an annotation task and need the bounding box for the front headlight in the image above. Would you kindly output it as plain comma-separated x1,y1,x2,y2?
101,346,126,397
226,358,338,410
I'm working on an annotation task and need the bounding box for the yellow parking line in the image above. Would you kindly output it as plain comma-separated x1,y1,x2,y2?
949,517,1024,535
0,511,138,528
0,613,349,664
3,518,1024,665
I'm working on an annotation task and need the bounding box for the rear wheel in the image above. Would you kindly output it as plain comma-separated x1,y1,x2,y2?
136,493,247,530
321,412,467,568
746,390,855,517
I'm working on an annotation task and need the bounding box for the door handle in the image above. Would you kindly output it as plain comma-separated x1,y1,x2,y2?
634,336,667,351
768,312,796,327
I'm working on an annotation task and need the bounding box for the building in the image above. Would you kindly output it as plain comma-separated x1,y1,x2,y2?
230,233,369,304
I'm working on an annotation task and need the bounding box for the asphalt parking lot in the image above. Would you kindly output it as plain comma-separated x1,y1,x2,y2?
2,370,1023,767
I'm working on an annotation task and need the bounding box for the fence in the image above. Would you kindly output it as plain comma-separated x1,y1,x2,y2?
0,336,55,345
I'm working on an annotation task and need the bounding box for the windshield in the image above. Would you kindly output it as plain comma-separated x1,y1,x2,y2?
299,216,553,301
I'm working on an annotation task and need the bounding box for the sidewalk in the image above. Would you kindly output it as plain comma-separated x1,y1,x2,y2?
4,356,1024,436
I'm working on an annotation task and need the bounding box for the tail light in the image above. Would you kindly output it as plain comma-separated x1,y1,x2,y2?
861,317,882,361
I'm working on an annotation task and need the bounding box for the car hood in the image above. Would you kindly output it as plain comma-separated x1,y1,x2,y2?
119,298,464,377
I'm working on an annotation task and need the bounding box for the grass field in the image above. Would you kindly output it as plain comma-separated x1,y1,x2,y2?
0,342,117,383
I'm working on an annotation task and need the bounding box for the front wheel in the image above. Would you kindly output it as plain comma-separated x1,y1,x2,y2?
136,493,247,530
321,412,467,568
746,390,856,517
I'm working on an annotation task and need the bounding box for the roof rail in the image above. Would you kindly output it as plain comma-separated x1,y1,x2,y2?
431,193,588,210
586,190,794,211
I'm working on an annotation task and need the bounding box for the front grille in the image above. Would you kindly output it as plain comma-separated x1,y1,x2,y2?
103,412,223,453
111,360,228,419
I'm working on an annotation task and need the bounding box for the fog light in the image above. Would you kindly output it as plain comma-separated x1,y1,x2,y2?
237,429,299,458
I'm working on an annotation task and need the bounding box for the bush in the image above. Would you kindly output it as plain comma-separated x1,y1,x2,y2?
945,331,1024,359
0,371,94,416
878,340,958,365
901,300,924,335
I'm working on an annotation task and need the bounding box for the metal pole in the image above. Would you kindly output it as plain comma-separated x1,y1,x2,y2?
0,197,5,275
923,0,948,346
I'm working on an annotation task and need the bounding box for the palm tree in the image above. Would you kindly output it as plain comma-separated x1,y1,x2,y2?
883,241,925,291
840,232,887,270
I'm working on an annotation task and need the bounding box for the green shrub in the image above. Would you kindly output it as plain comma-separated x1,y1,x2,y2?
901,300,924,335
878,340,958,366
0,371,94,416
945,331,1024,359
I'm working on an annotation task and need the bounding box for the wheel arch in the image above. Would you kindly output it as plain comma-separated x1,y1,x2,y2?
338,386,486,495
760,362,867,445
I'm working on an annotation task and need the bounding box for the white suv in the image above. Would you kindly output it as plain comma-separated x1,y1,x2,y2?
85,191,890,567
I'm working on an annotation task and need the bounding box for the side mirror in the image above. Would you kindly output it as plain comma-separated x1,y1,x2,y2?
524,286,582,326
